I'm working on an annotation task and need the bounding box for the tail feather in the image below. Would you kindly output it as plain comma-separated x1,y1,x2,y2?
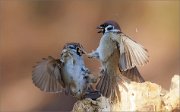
121,66,145,82
96,70,125,103
96,72,105,92
103,73,110,97
110,84,121,103
100,71,108,94
105,75,112,98
96,70,111,98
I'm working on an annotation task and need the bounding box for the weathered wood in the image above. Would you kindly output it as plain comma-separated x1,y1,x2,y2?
72,75,180,112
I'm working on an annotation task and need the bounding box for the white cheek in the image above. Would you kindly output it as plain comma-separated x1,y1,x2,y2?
110,29,120,32
105,25,120,33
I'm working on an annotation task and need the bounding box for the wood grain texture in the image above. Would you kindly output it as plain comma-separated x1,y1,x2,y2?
72,75,180,112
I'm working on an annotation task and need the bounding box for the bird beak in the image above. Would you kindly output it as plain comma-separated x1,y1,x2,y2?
96,26,104,33
62,49,68,53
80,48,87,55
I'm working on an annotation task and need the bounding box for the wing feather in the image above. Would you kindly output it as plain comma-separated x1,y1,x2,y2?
32,56,65,93
111,33,149,71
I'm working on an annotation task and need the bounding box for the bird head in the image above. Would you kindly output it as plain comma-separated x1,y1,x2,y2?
97,20,121,34
62,42,87,57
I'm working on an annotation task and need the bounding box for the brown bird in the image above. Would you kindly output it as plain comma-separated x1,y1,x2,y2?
88,20,149,102
32,43,98,99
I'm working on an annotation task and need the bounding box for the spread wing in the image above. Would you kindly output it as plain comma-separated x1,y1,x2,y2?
111,33,149,71
32,56,65,93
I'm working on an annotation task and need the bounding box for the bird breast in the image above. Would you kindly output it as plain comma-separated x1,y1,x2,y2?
62,58,86,93
97,33,117,62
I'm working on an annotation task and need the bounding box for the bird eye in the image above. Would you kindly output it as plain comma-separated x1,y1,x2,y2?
107,26,113,30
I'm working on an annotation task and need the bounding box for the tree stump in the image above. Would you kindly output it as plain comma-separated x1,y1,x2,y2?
72,75,180,112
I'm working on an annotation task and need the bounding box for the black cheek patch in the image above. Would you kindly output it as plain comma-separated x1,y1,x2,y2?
77,51,81,56
76,48,81,56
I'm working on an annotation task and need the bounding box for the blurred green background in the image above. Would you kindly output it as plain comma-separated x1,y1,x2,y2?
0,0,179,111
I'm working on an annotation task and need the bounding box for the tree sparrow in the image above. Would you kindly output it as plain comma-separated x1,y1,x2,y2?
88,20,149,102
32,43,98,99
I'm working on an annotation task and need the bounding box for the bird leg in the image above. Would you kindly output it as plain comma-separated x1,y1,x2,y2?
87,51,99,59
